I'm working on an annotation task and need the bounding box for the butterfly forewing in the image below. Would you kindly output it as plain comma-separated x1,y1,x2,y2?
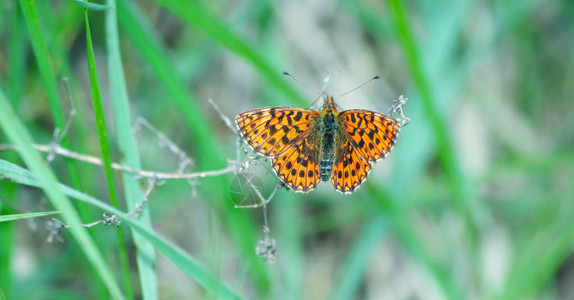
339,110,400,162
236,107,319,157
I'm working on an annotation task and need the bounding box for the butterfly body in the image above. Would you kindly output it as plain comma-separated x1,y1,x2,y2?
236,96,400,194
316,98,341,181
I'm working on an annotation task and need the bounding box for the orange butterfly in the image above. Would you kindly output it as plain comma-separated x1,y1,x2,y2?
236,96,401,194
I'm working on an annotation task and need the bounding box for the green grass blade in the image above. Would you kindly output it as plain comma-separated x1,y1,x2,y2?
0,211,60,222
117,2,272,294
0,89,124,299
0,203,16,298
73,0,111,11
105,0,157,298
7,9,27,103
0,159,246,300
1,9,27,298
32,0,89,194
17,0,66,130
17,0,84,202
84,8,133,299
84,7,119,223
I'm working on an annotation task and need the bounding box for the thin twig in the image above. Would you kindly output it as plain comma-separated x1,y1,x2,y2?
126,178,156,218
80,213,122,228
261,183,281,231
47,77,76,162
136,117,195,173
234,180,281,209
209,99,237,134
50,212,122,235
0,144,237,179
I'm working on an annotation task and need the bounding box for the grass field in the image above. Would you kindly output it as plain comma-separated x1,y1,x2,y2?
1,0,573,299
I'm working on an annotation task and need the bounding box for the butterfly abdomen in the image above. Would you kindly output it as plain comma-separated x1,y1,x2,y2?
319,113,337,181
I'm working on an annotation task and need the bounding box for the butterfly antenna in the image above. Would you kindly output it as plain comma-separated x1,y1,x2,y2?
283,72,321,96
336,75,380,99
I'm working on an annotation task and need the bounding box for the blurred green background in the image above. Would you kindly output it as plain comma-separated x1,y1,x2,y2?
1,0,573,299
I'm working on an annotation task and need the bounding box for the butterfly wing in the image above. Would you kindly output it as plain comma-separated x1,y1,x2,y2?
236,107,318,157
330,110,400,194
339,110,400,162
236,107,321,192
330,136,372,194
271,131,321,192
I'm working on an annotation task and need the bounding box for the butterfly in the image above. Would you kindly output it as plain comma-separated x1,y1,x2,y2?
235,96,401,194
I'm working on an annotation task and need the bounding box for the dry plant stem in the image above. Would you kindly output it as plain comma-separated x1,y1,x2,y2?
236,137,242,165
0,144,237,179
240,179,280,263
208,99,243,170
209,99,237,134
211,98,282,216
47,78,76,163
1,96,277,238
136,117,194,173
50,212,121,231
234,179,281,209
136,117,202,197
261,184,278,233
234,173,280,244
1,92,280,242
126,178,156,218
49,218,70,229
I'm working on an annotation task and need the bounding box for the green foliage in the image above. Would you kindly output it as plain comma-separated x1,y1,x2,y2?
0,0,573,299
0,211,60,222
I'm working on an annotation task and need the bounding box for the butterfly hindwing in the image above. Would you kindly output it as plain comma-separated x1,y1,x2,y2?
271,132,321,192
330,135,372,194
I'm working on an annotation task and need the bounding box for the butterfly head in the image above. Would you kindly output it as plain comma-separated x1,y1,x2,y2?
322,96,338,113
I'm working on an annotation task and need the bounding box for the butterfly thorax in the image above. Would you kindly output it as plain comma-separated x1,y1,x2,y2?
318,96,341,181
